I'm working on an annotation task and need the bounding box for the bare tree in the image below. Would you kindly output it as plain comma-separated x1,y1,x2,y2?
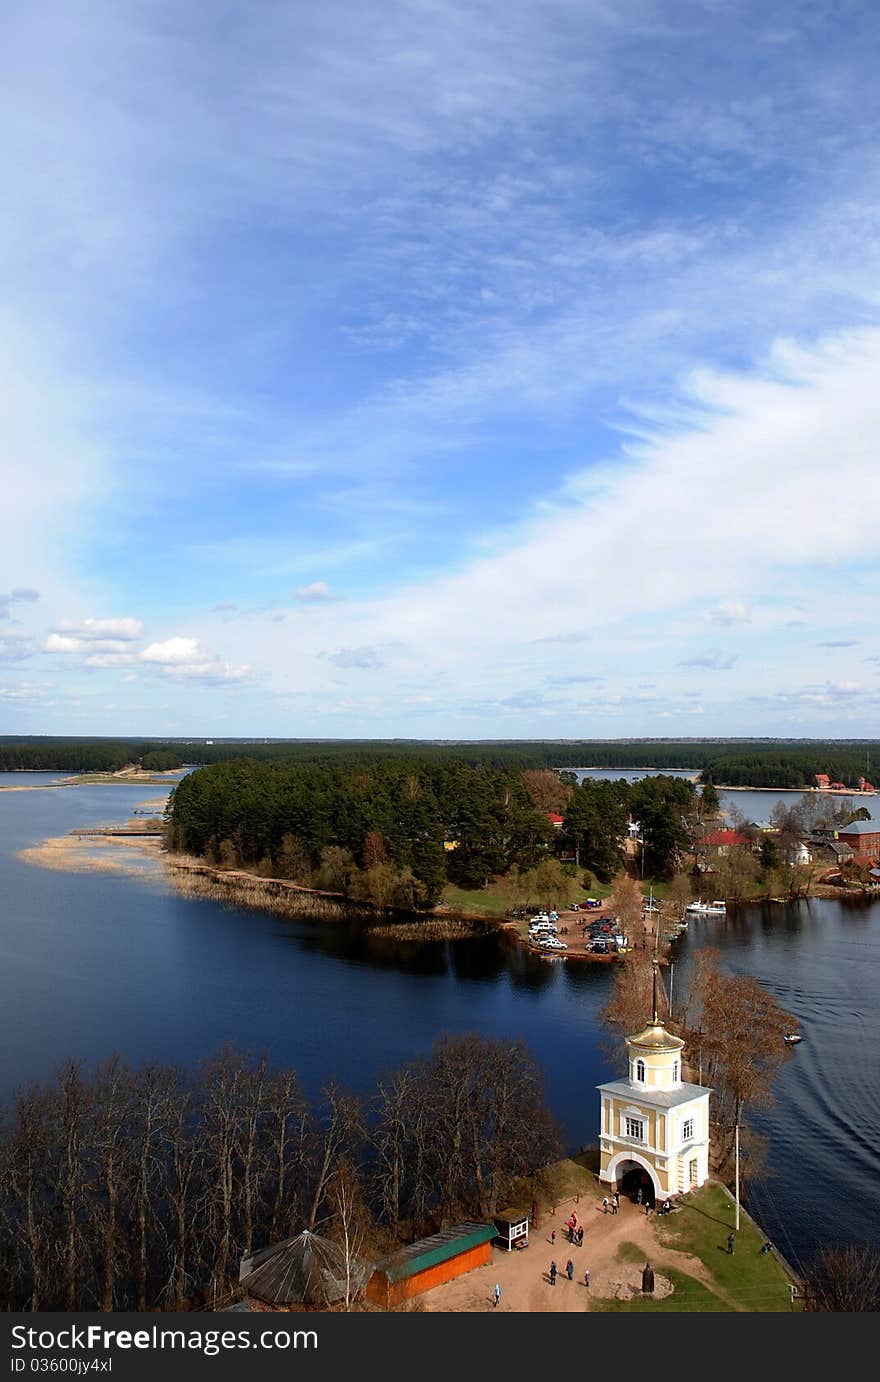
327,1160,369,1311
5,1088,51,1310
266,1069,309,1241
608,871,645,946
93,1056,130,1311
803,1244,880,1312
54,1062,88,1311
307,1083,362,1230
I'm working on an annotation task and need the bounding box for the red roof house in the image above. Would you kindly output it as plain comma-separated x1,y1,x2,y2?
815,774,830,790
547,813,564,829
695,829,752,851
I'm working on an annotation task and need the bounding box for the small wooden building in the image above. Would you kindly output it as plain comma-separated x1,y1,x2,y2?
238,1229,370,1311
493,1208,529,1251
366,1222,495,1309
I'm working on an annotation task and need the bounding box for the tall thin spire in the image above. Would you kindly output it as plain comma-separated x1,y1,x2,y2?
652,961,662,1026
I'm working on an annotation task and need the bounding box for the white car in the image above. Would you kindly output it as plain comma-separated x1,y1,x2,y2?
529,913,551,924
529,922,557,935
539,936,568,951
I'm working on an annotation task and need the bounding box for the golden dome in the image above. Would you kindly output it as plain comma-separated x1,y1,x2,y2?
627,1020,684,1052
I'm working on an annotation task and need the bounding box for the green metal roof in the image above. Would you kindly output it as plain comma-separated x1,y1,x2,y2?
376,1221,495,1283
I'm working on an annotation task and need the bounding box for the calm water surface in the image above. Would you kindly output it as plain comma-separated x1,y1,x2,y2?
1,776,877,1273
570,766,866,827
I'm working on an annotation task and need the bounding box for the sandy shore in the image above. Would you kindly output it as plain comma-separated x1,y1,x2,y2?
18,831,166,878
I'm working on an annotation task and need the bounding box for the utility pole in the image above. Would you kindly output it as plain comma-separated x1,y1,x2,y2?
734,1121,741,1231
668,962,674,1023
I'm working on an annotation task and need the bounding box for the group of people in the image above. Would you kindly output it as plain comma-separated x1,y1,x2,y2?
547,1208,591,1289
549,1259,588,1287
601,1192,620,1215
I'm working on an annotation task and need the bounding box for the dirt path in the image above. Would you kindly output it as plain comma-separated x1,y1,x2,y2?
423,1194,731,1312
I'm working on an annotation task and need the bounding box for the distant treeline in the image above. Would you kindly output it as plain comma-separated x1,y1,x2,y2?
0,740,186,773
0,1039,560,1312
1,737,877,787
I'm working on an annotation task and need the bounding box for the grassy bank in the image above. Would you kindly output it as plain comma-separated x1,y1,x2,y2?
591,1183,797,1313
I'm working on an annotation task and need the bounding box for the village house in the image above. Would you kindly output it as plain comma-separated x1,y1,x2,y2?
834,818,880,861
694,827,752,872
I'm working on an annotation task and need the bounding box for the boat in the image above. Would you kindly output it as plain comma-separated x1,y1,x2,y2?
783,1033,803,1045
686,899,727,915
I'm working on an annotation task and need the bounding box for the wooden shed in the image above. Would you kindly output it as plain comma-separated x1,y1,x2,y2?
366,1221,495,1309
239,1229,370,1311
493,1208,529,1251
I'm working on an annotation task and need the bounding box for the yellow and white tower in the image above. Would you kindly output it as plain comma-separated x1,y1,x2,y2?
597,965,711,1202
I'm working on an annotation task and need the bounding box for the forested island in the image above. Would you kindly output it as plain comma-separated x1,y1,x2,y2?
2,736,879,789
166,758,699,909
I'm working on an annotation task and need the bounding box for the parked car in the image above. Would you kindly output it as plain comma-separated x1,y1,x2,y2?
584,898,601,908
539,936,568,951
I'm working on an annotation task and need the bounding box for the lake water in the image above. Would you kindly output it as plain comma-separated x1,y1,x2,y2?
570,766,869,828
1,776,878,1276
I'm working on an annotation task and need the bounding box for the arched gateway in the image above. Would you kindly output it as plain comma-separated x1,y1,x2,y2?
597,964,712,1201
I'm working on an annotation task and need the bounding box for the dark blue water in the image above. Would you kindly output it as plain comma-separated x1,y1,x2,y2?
1,778,878,1274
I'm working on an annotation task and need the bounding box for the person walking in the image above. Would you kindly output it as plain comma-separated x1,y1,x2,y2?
566,1259,574,1281
727,1231,735,1256
493,1282,501,1308
611,1198,618,1215
613,1191,620,1211
602,1196,609,1214
550,1230,556,1245
583,1268,590,1288
549,1261,558,1286
578,1226,584,1246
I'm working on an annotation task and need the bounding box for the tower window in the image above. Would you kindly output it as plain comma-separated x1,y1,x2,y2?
682,1118,694,1141
634,1059,646,1083
625,1117,644,1141
689,1158,698,1185
672,1061,680,1082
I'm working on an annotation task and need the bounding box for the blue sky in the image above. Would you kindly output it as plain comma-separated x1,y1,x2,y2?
2,0,880,737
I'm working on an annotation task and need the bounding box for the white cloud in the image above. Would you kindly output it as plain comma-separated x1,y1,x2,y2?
0,588,40,620
139,636,250,683
140,636,205,667
679,652,738,671
324,645,383,670
293,581,332,602
53,617,143,641
708,600,750,626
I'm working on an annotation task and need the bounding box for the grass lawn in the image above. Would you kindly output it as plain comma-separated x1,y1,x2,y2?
591,1185,798,1313
593,1264,735,1313
441,882,515,916
655,1183,797,1312
510,1152,605,1215
442,877,614,917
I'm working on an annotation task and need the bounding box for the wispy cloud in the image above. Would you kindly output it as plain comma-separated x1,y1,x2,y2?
293,582,332,602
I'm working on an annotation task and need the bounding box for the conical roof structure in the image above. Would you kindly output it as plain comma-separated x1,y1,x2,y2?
239,1229,371,1307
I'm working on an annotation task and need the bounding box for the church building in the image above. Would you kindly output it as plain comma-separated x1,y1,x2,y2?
597,965,711,1203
